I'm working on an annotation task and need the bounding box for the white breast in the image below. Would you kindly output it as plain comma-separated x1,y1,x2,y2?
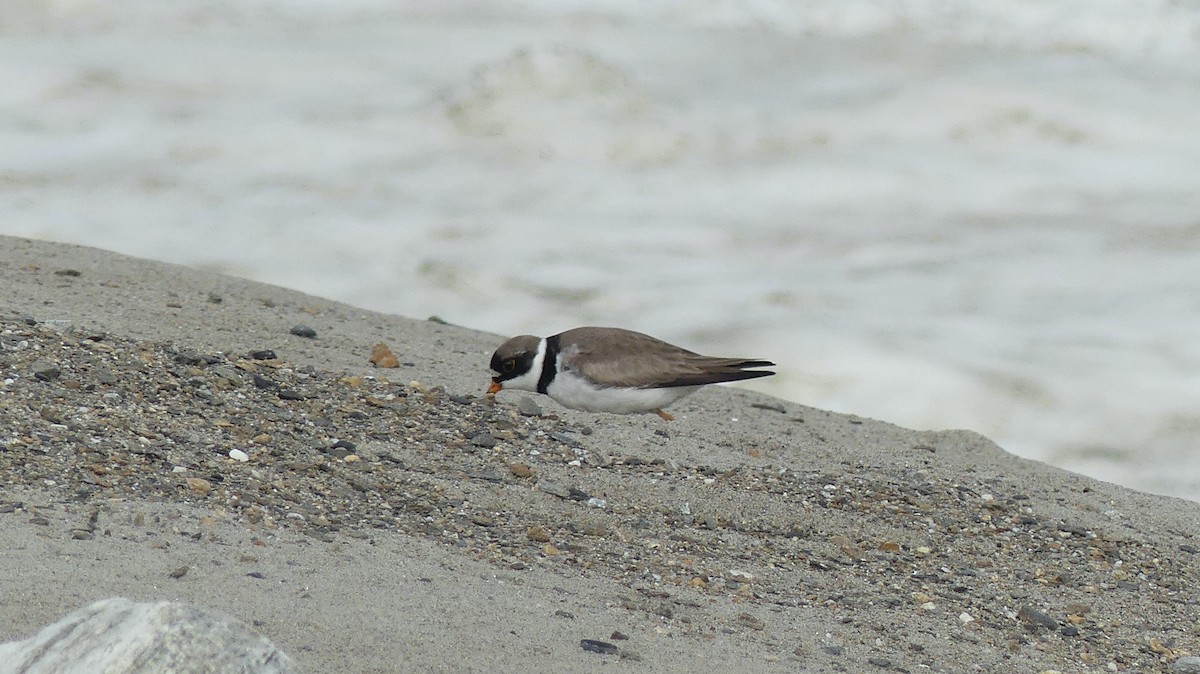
546,371,699,414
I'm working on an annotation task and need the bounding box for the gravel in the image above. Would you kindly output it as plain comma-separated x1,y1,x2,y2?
3,314,1200,672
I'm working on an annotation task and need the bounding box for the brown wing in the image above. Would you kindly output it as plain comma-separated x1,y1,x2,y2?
556,327,775,389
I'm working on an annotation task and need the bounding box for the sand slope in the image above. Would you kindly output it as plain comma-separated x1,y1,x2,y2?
1,236,1198,673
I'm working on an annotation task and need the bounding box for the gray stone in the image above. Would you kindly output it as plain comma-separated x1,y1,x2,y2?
516,396,543,417
0,597,294,674
1175,656,1200,674
536,480,571,499
30,360,60,381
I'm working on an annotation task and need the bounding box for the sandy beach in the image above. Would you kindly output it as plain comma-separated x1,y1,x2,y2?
2,235,1198,673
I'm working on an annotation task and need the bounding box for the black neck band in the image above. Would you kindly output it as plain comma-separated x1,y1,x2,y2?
537,335,560,394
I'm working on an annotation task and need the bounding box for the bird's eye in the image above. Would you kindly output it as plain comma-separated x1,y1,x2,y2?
503,359,516,373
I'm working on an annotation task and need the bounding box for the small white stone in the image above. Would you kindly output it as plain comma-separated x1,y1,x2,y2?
729,569,754,582
586,497,606,508
171,466,187,473
229,449,249,462
959,612,974,624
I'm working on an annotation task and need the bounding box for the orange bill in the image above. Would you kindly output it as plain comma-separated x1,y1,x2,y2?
487,381,502,395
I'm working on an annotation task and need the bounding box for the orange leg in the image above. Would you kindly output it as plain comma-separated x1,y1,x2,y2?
654,409,674,421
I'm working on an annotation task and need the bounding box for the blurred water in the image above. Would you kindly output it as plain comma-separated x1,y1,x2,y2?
3,0,1199,499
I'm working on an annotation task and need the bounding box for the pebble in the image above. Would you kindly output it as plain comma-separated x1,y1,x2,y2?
247,350,277,360
580,639,619,655
516,397,543,416
369,343,400,368
549,432,582,448
526,526,551,542
1174,657,1200,674
536,481,571,499
210,366,243,386
509,463,533,478
185,478,212,495
30,361,61,381
289,325,317,339
1018,606,1058,630
229,449,249,462
736,613,765,630
470,433,497,448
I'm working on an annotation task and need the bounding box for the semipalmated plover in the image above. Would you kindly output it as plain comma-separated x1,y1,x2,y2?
487,327,775,420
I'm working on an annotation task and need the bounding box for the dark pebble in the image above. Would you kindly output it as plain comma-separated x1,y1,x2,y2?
30,361,61,381
536,481,571,499
0,502,22,514
554,610,575,619
246,571,266,579
278,389,306,401
1017,606,1058,630
567,487,591,501
580,639,619,655
39,406,64,424
247,350,277,360
290,325,317,339
736,613,765,630
610,631,628,640
548,432,580,447
175,351,218,366
867,657,894,668
70,529,94,541
252,374,277,389
29,516,49,526
822,645,843,656
1057,523,1089,537
750,402,786,413
1180,544,1197,554
169,566,189,579
210,366,243,386
54,268,81,277
206,292,223,304
1060,626,1080,637
470,433,497,448
331,439,356,451
448,394,473,405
